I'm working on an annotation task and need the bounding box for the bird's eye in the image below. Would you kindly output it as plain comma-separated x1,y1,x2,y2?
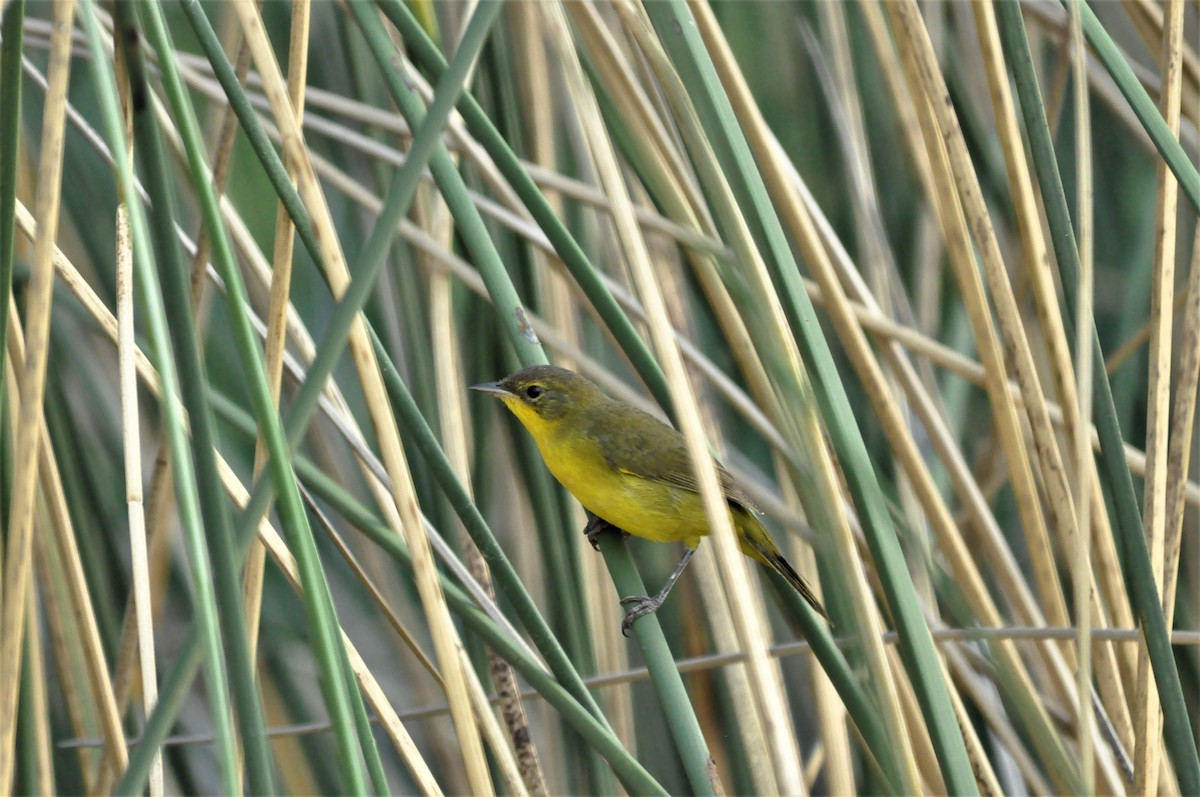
524,384,544,400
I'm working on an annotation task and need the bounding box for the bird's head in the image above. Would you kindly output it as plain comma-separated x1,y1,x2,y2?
471,365,602,432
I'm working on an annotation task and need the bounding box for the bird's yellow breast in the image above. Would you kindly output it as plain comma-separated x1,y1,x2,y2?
503,397,708,546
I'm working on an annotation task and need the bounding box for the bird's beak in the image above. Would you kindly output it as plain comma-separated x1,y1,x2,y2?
470,381,512,399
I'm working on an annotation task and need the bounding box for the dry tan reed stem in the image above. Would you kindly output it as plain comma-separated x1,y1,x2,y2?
244,0,311,676
1133,0,1187,792
947,662,1005,797
0,2,84,790
40,430,136,790
92,6,190,787
117,205,162,797
1163,230,1200,622
8,299,130,794
1067,1,1097,788
885,644,947,793
424,138,545,794
232,6,309,782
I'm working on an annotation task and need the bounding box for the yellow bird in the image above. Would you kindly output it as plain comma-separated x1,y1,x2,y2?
473,365,828,635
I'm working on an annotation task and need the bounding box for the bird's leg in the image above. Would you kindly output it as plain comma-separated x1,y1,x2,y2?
620,547,695,637
583,512,628,551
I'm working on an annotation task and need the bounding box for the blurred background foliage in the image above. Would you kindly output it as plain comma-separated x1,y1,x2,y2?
1,0,1198,794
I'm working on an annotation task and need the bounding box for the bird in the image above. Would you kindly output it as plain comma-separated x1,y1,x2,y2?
472,364,828,635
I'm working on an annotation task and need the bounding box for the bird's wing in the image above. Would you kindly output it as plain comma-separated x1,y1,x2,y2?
589,406,758,512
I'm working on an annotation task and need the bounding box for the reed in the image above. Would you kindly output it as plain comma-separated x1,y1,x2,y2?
1,1,1197,793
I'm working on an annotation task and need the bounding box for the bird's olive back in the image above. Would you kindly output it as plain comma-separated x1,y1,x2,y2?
499,365,605,422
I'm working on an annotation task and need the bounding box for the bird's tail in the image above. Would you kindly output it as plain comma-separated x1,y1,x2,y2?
736,513,830,623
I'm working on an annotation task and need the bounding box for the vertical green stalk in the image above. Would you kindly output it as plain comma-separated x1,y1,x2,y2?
597,531,718,797
344,654,391,796
115,8,277,793
996,3,1200,791
76,0,239,790
0,354,8,525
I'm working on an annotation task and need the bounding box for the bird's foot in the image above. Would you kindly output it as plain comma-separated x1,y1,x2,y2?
619,593,664,637
583,514,629,551
583,514,607,550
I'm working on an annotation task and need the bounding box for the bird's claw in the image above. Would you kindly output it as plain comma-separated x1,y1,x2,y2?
583,515,629,551
619,594,662,637
583,516,607,551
